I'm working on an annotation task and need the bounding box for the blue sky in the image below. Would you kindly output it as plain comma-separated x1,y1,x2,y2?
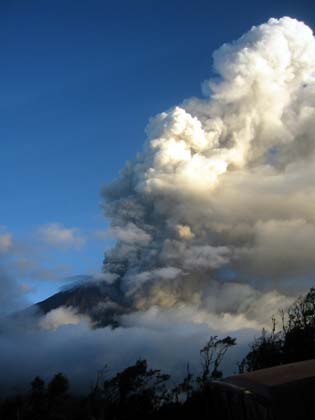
1,0,314,303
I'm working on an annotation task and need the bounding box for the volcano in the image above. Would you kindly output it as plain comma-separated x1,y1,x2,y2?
35,279,129,328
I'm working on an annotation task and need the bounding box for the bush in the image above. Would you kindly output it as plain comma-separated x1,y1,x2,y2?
240,288,315,372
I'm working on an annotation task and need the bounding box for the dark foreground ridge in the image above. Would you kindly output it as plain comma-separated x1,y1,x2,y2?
1,358,314,420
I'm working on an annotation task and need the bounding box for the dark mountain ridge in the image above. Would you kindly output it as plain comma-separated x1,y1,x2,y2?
35,280,129,328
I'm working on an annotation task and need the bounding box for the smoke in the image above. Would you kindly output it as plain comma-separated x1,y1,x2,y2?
38,307,86,331
101,17,315,328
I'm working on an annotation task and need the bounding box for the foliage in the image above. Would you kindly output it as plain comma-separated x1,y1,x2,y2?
48,373,69,398
240,288,315,372
31,376,45,395
198,336,236,384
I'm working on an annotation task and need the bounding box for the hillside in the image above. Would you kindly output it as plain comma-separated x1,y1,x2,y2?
35,281,128,327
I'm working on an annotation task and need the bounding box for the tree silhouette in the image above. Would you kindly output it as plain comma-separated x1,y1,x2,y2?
240,288,315,372
48,373,69,398
31,376,45,395
198,336,236,385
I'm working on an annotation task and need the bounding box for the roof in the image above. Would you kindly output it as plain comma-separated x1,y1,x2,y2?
223,359,315,397
214,359,315,419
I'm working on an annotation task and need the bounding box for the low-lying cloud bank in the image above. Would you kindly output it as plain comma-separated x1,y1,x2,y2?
0,311,255,394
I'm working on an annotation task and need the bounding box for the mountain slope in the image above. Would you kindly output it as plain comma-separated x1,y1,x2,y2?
35,281,128,328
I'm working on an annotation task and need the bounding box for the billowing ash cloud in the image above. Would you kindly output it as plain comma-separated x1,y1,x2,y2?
101,17,315,329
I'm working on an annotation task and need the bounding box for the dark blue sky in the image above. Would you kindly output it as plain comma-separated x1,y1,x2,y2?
1,0,314,301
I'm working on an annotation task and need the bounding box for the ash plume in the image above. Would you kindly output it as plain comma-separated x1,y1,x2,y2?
100,17,315,330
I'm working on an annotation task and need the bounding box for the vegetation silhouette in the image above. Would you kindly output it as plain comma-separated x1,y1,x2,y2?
239,288,315,372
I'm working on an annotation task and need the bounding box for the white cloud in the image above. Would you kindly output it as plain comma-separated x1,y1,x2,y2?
37,223,85,249
0,233,13,254
38,307,86,331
